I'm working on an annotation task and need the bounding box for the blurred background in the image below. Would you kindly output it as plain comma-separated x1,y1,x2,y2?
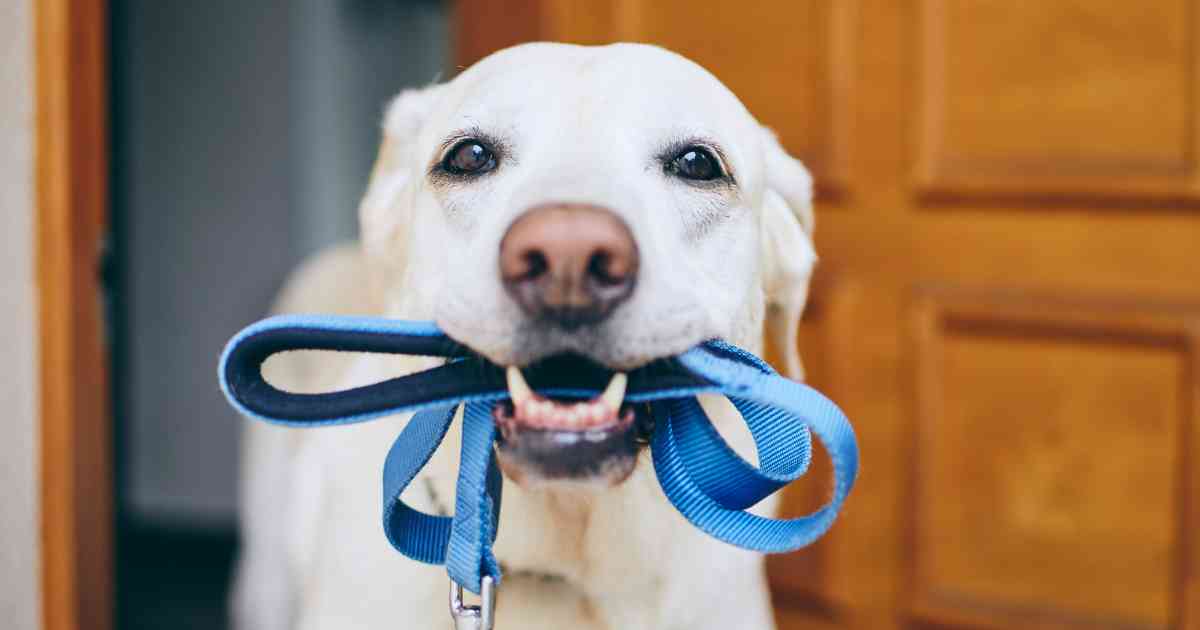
109,3,446,628
6,1,1199,630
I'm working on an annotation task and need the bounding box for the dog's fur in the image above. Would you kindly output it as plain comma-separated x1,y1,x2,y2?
233,43,816,630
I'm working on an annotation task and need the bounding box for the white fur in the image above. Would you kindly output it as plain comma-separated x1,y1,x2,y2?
234,43,816,630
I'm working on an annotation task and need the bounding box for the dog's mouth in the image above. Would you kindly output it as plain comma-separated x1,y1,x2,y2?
492,355,654,487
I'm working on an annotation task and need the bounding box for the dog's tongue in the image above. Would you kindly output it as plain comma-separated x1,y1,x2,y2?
496,366,630,432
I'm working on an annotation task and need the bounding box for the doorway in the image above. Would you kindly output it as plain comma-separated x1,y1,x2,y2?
108,3,447,628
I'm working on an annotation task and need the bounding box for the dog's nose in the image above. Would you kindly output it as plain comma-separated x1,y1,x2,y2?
499,204,638,329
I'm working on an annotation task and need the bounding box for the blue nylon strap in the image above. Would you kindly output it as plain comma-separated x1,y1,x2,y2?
218,315,858,594
657,344,858,552
382,406,455,564
447,402,503,589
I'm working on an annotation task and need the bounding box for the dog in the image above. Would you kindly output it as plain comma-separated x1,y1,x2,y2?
232,42,817,630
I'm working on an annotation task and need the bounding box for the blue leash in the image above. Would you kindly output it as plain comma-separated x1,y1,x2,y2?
219,314,858,596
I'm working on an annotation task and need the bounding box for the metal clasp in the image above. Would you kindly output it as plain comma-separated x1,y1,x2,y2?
449,576,496,630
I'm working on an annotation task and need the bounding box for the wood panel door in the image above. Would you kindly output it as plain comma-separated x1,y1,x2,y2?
455,2,1200,629
36,1,113,629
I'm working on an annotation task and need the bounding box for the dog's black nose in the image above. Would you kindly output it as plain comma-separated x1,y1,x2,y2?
499,204,638,330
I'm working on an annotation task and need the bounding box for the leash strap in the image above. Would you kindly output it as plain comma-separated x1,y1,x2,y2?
219,314,858,594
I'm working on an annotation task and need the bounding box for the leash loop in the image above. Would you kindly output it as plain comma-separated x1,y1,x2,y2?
218,315,859,597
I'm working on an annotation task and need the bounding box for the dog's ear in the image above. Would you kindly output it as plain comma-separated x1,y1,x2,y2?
358,84,445,289
758,126,817,381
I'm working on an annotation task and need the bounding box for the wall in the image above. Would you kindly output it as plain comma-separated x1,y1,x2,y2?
0,0,40,628
114,0,296,527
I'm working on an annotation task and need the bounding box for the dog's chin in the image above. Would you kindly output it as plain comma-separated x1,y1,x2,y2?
488,353,655,489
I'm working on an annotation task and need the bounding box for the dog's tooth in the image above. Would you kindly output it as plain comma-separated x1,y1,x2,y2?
534,400,550,424
591,402,608,424
506,366,533,405
600,373,628,412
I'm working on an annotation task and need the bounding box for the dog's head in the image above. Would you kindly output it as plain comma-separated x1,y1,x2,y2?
360,43,815,487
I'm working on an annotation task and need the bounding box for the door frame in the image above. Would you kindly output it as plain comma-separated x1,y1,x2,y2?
35,1,112,629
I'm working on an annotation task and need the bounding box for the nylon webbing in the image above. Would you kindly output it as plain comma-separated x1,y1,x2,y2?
219,314,858,594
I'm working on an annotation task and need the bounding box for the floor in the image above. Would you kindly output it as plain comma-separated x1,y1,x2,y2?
118,524,237,630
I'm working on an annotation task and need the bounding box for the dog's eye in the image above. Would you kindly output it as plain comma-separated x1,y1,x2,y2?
442,139,497,175
666,146,724,181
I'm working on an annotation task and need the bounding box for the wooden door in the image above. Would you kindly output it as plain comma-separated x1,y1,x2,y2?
455,2,1200,629
36,1,113,630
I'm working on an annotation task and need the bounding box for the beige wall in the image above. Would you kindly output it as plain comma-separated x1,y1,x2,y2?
0,1,39,630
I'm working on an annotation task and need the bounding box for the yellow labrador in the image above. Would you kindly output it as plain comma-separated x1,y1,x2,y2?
234,42,816,630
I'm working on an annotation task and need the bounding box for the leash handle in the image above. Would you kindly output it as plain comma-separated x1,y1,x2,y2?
218,315,481,426
218,314,713,427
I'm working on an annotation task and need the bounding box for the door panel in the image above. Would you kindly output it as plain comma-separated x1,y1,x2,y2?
911,294,1198,629
454,1,1200,628
918,0,1199,198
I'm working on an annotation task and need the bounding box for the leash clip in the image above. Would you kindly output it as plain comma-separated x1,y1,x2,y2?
450,576,496,630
